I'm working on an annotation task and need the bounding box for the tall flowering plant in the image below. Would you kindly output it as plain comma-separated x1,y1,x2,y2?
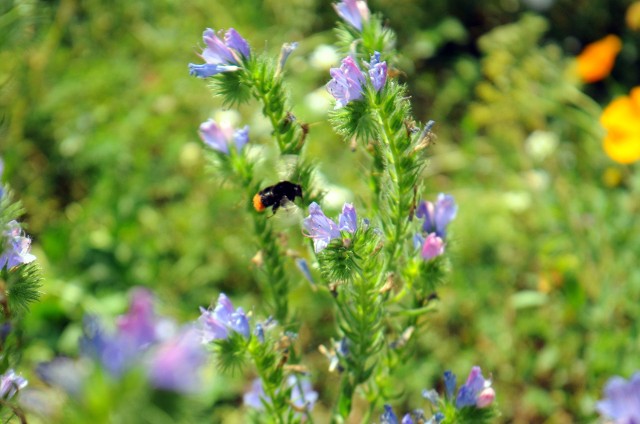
182,1,497,423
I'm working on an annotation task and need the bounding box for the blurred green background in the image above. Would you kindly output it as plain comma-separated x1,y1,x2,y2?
2,0,640,422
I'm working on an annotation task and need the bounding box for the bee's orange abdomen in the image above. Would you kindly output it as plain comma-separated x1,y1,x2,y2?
253,193,266,212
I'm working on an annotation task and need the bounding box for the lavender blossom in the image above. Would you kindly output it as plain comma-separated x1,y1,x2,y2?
367,52,388,92
338,203,358,233
381,404,399,424
80,288,162,376
596,372,640,423
197,293,250,343
148,327,207,393
333,0,370,30
455,366,495,409
0,369,27,399
189,28,250,78
420,233,444,260
326,56,366,109
199,119,249,154
278,42,299,74
444,370,457,399
244,375,318,413
295,258,315,285
288,374,319,412
302,202,341,253
417,194,458,238
0,220,36,270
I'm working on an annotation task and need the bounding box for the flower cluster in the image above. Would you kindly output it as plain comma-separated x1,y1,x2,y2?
0,369,27,400
414,194,458,261
244,375,319,414
67,288,207,393
188,28,250,78
326,53,387,109
445,366,495,409
302,202,358,253
0,220,36,270
197,293,250,342
333,0,370,30
596,371,640,423
381,404,443,424
199,119,250,155
600,86,640,164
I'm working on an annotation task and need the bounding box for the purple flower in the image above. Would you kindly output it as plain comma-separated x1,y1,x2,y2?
596,372,640,423
420,233,444,260
199,119,249,154
189,28,250,78
338,203,358,233
80,288,163,376
443,370,457,399
148,327,207,393
244,376,318,413
243,378,267,410
327,56,366,109
302,202,341,253
367,52,387,92
197,293,250,342
278,42,299,74
0,220,36,270
455,366,494,409
333,0,370,30
381,404,399,424
116,287,158,348
288,375,319,412
295,258,315,285
416,194,458,238
0,369,27,399
401,413,414,424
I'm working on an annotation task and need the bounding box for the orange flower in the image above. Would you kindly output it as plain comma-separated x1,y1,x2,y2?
576,35,622,83
600,87,640,164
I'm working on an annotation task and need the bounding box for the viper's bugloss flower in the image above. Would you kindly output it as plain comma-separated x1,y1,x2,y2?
596,371,640,423
444,370,457,399
455,366,495,409
197,293,250,342
367,52,388,92
295,258,315,285
417,194,458,238
0,369,27,399
327,53,388,108
199,119,249,154
338,203,358,233
333,0,370,30
80,288,162,376
148,328,207,393
420,233,445,260
244,375,318,413
303,202,341,253
327,56,366,109
600,87,640,164
0,220,36,270
278,42,298,74
189,28,249,78
576,35,621,83
288,375,319,412
381,404,399,424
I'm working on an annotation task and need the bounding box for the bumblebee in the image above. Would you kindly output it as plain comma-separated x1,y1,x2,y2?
253,181,303,214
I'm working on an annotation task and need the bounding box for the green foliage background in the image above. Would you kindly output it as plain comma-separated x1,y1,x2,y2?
1,0,640,422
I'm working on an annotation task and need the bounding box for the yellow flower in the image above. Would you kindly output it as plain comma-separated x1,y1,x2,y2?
576,35,622,83
627,1,640,30
600,87,640,164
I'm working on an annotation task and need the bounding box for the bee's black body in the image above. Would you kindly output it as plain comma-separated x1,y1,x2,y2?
253,181,303,214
